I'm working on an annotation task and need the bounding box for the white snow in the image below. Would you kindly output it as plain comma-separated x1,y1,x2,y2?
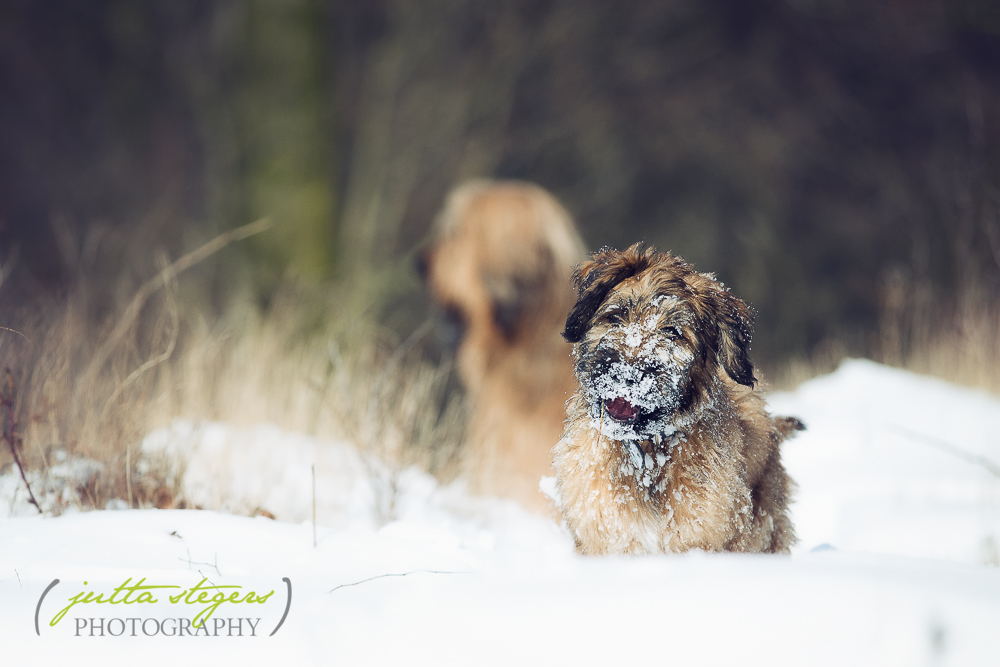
2,358,1000,665
770,358,1000,565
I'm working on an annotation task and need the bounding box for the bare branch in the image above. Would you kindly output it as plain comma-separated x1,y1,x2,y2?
888,425,1000,479
2,369,41,513
99,252,181,421
178,549,222,578
328,569,467,594
0,326,29,342
80,218,273,392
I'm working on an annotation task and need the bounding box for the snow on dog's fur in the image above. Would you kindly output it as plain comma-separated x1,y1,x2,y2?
553,244,803,554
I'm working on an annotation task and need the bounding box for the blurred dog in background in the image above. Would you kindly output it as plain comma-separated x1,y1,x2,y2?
419,180,585,509
553,244,802,553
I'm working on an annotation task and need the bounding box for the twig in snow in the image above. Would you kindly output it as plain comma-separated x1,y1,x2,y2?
2,369,41,513
328,569,467,593
125,443,133,509
179,549,222,577
197,571,218,587
312,463,317,548
888,425,1000,479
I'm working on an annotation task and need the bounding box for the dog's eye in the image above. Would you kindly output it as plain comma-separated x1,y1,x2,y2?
662,325,683,339
604,312,625,325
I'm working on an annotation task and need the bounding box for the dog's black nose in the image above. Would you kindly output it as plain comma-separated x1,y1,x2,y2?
415,248,431,283
440,304,466,353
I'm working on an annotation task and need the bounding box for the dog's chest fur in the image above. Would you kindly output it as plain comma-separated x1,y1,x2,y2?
554,386,776,555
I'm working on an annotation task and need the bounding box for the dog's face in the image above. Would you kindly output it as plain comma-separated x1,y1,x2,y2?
418,181,584,384
562,244,756,441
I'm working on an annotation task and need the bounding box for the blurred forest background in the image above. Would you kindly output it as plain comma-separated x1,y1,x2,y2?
1,0,999,439
3,0,1000,370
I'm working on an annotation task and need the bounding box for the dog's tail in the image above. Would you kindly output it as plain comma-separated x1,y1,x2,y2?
774,416,806,439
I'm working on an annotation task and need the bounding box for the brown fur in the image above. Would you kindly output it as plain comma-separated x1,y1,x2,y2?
419,180,586,509
553,244,803,554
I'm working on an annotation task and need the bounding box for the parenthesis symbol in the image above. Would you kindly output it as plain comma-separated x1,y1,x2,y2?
269,577,292,636
35,579,60,636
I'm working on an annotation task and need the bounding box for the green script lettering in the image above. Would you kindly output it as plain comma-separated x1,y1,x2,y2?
49,579,180,626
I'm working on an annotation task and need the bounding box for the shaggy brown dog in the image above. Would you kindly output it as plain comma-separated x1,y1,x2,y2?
419,180,585,509
553,244,803,554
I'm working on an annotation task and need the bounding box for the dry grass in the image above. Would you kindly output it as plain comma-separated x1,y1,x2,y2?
769,269,1000,396
4,221,994,518
876,269,1000,395
0,240,466,516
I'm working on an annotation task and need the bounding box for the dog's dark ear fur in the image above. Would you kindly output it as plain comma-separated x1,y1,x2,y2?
709,285,756,387
562,244,655,343
482,246,556,341
482,269,547,341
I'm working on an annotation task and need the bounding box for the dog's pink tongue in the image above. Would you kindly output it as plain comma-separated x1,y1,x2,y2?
606,397,638,422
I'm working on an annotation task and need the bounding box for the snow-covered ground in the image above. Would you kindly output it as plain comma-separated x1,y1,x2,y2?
2,359,1000,665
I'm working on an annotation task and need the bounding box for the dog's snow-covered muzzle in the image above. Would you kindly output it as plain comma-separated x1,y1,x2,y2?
580,351,689,442
570,295,702,443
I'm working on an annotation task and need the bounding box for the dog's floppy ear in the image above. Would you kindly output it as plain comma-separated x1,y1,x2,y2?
561,266,613,343
562,244,654,343
709,284,756,387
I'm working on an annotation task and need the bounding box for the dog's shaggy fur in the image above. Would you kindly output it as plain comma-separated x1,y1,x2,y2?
553,244,803,554
419,180,585,509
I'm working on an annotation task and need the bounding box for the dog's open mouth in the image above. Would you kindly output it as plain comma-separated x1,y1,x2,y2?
605,397,639,423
